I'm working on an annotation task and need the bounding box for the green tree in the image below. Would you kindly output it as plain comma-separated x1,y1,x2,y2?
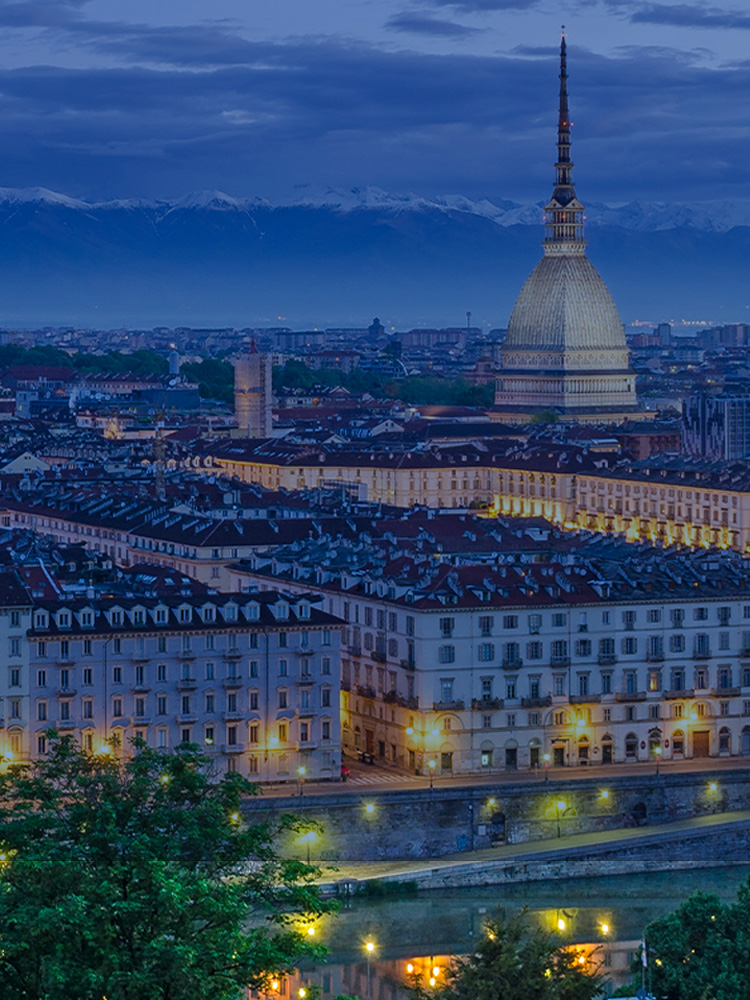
0,735,330,1000
181,358,234,403
408,909,603,1000
626,890,750,1000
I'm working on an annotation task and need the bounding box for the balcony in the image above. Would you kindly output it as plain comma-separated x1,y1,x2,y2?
713,686,741,698
177,678,198,691
569,693,602,704
433,700,465,711
400,658,416,671
222,677,242,689
223,648,241,660
502,658,524,670
664,688,694,700
55,687,77,698
598,653,617,665
56,656,75,666
55,719,76,729
615,691,647,702
131,653,150,664
348,645,363,657
222,711,244,723
521,696,552,708
471,696,504,710
132,684,151,694
222,743,245,754
371,650,387,663
646,651,665,662
550,656,571,668
693,650,711,660
178,650,197,661
357,684,376,700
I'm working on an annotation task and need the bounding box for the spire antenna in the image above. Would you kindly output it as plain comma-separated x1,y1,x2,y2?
544,29,585,251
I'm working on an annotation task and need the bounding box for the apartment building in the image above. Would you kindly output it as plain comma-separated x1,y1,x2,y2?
229,532,750,774
0,586,342,785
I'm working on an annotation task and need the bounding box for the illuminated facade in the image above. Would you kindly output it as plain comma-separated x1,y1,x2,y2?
1,590,342,783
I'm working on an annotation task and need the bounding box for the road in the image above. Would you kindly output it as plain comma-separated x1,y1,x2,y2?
257,754,750,800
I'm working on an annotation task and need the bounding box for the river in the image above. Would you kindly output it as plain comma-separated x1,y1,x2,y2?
276,865,750,999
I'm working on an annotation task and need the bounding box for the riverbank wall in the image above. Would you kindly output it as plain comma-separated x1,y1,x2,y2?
243,766,750,862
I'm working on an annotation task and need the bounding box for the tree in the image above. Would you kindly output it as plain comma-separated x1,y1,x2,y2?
407,909,603,1000
623,889,750,1000
0,735,331,1000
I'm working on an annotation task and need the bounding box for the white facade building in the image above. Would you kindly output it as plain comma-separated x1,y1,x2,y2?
0,587,342,785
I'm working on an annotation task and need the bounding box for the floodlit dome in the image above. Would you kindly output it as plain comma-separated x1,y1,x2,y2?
504,253,627,354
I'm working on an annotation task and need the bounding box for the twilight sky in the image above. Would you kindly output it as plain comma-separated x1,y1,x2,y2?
0,0,748,204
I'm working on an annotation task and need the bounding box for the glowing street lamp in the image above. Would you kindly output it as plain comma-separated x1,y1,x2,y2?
297,765,307,797
555,799,568,839
427,758,436,792
653,745,662,776
365,940,376,1000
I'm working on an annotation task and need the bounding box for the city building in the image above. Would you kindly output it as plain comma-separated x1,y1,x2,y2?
229,522,750,774
683,392,750,461
0,585,342,784
494,35,641,423
233,342,272,438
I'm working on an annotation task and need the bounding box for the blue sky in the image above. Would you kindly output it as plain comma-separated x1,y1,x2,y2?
0,0,747,203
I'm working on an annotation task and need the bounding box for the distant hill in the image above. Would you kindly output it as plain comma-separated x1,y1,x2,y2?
0,186,748,329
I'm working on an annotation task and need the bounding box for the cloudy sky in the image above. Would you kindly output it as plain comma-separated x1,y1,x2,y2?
0,0,747,204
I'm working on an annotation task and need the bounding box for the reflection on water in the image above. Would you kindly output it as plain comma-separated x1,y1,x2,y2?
256,866,750,1000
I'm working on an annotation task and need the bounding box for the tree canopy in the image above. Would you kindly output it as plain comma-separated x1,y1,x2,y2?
0,735,330,1000
408,909,603,1000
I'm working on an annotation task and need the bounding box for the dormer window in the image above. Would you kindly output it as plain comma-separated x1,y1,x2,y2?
297,602,311,620
155,607,167,624
246,603,259,621
80,610,94,628
275,602,289,621
132,609,145,625
179,607,192,623
202,605,215,623
57,611,71,629
110,609,123,626
34,610,49,629
224,604,237,621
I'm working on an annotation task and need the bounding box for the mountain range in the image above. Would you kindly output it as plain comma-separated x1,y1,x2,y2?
0,186,748,330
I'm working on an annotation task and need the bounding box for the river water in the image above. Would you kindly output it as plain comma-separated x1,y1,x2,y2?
280,865,750,999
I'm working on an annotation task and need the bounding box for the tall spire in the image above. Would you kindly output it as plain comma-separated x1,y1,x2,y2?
544,27,586,251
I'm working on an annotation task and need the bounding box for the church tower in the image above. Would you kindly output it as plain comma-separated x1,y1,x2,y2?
494,32,640,423
233,341,272,438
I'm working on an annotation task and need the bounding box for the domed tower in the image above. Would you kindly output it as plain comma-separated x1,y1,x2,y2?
494,32,639,422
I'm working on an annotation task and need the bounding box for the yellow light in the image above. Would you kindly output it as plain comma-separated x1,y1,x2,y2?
98,743,113,756
428,760,436,770
160,774,170,785
405,726,414,735
298,766,307,776
269,736,279,746
0,853,6,862
709,782,718,792
578,954,585,965
366,941,375,953
575,718,585,728
271,980,280,992
557,918,566,931
406,963,414,974
307,926,315,937
364,802,375,814
487,797,496,807
556,800,566,811
299,990,307,999
543,753,550,762
429,978,436,987
601,923,610,935
600,790,610,799
431,728,439,737
690,712,698,721
229,811,240,824
432,966,440,977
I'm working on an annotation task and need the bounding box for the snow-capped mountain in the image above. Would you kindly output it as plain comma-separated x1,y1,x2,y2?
0,185,747,327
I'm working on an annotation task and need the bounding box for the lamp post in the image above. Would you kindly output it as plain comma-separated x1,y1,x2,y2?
365,940,375,1000
555,798,568,839
543,752,551,782
297,765,306,796
427,758,436,796
654,745,662,776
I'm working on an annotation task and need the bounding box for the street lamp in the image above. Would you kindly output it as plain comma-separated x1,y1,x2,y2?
297,765,306,796
555,799,568,839
365,940,375,1000
543,752,551,782
427,758,436,792
654,745,662,776
299,830,317,864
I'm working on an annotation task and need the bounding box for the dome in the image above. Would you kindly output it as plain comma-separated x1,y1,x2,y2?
504,252,626,353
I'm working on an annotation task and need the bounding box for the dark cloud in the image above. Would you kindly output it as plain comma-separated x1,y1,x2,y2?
614,2,750,30
0,31,746,206
385,13,479,36
0,0,90,28
423,0,540,10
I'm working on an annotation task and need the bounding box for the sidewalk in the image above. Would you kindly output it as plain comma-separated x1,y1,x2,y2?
317,809,750,886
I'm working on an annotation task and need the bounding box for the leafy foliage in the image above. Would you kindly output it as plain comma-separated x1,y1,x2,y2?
0,735,331,1000
180,358,235,403
407,909,603,1000
0,345,169,376
623,888,750,1000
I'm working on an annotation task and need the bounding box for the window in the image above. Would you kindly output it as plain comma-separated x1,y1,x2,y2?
157,695,167,715
157,730,167,749
278,723,288,742
503,615,518,630
552,613,567,628
249,724,259,744
553,675,565,696
322,656,331,675
157,636,167,653
718,667,732,689
278,690,288,709
694,634,710,658
440,679,454,703
622,610,636,630
649,704,660,720
625,705,635,721
506,714,516,728
406,616,415,636
478,643,495,662
321,688,331,708
438,645,455,664
83,639,92,656
439,617,454,638
83,701,93,719
205,727,214,745
693,606,708,621
670,608,684,628
577,674,589,696
181,728,191,745
279,659,288,677
479,616,493,636
719,632,730,651
249,691,258,711
59,701,70,722
322,720,331,740
37,669,47,687
527,641,543,660
718,606,731,625
38,735,47,755
625,672,638,694
112,697,122,717
602,611,611,625
135,665,144,687
603,708,611,722
227,693,238,712
226,726,237,745
601,673,612,694
529,678,540,699
506,681,516,699
9,668,20,688
622,637,637,656
300,722,309,742
599,637,615,659
528,613,542,634
648,609,662,623
576,639,591,657
37,702,47,721
670,634,685,653
135,698,145,717
648,670,661,692
482,714,492,728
